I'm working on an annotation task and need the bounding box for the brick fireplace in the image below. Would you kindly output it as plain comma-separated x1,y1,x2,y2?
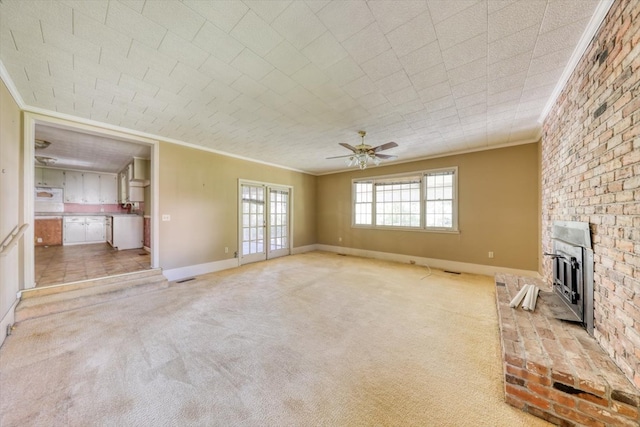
541,0,640,391
495,0,640,424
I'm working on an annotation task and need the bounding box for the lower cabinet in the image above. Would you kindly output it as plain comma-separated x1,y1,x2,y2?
63,216,106,245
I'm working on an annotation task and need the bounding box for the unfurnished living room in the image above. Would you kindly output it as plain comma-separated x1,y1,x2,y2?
0,0,639,426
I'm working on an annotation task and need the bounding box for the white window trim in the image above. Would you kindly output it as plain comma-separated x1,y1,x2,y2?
351,167,459,234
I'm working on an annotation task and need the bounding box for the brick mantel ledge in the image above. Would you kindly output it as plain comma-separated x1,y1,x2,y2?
495,274,640,426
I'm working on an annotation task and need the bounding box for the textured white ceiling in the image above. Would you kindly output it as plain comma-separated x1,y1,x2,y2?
0,0,604,174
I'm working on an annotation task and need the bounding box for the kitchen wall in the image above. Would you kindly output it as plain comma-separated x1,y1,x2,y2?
316,143,540,271
0,78,23,346
542,0,640,388
158,142,317,271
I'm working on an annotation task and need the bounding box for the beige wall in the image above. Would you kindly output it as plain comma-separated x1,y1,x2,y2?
0,78,23,346
158,142,316,270
317,143,539,271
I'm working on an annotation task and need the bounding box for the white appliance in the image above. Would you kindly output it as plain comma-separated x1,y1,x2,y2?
111,215,143,250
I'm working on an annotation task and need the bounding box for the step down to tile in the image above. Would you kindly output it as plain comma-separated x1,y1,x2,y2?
16,269,169,322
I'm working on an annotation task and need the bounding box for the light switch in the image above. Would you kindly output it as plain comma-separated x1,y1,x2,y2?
162,214,171,221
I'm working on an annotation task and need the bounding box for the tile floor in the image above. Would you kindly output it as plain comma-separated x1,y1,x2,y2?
34,243,150,287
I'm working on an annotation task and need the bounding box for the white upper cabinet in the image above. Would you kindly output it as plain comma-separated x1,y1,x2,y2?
82,173,101,204
62,170,118,205
100,174,118,204
35,167,65,187
63,171,83,203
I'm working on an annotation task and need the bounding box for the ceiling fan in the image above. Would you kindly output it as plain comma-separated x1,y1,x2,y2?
327,131,398,170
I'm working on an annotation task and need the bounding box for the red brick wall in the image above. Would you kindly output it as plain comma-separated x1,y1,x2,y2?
542,0,640,389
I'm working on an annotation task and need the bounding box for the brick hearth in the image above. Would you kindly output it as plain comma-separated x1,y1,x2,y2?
495,274,640,426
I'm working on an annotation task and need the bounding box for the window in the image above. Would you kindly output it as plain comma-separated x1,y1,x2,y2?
353,168,458,232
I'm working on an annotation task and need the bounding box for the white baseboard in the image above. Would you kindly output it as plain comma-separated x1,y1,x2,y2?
291,245,317,255
0,298,19,348
163,258,239,282
315,244,540,278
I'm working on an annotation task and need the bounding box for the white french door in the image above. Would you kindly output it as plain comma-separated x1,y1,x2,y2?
239,182,291,265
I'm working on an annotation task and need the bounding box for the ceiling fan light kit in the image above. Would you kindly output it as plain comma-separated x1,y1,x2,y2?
34,139,51,149
328,131,398,170
35,156,57,166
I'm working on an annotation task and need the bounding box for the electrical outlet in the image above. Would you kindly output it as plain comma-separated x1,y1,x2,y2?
37,237,43,243
338,237,342,242
225,247,229,254
162,214,171,221
488,251,494,258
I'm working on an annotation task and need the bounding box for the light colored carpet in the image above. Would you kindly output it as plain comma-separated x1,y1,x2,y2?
0,252,550,426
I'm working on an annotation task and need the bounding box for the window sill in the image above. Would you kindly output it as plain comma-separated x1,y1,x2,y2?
351,225,460,234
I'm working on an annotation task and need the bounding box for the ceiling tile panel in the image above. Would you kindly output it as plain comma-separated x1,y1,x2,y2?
368,0,428,34
230,11,284,56
182,0,248,33
301,31,348,69
99,46,149,80
105,0,167,49
244,1,292,24
129,41,177,75
272,1,327,50
231,75,269,98
260,69,299,95
73,11,132,56
387,12,437,58
487,25,538,65
291,63,330,89
342,23,390,64
41,22,101,63
142,0,205,41
158,32,209,70
399,41,444,77
441,33,487,71
325,56,364,86
193,22,244,64
540,0,600,34
265,41,311,76
488,1,546,43
375,70,412,96
360,50,403,82
427,0,482,24
342,75,376,99
230,48,274,81
409,63,449,91
316,0,374,42
532,18,591,58
434,2,487,51
198,55,242,85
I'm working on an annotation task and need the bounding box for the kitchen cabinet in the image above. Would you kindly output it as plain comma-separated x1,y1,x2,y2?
100,175,118,204
128,158,149,182
34,218,62,246
63,171,117,205
83,173,100,204
63,171,83,203
63,216,105,245
63,217,86,244
35,167,65,187
119,171,144,203
85,217,106,242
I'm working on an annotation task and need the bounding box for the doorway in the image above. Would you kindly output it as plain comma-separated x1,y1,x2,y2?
239,182,291,265
23,112,159,290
